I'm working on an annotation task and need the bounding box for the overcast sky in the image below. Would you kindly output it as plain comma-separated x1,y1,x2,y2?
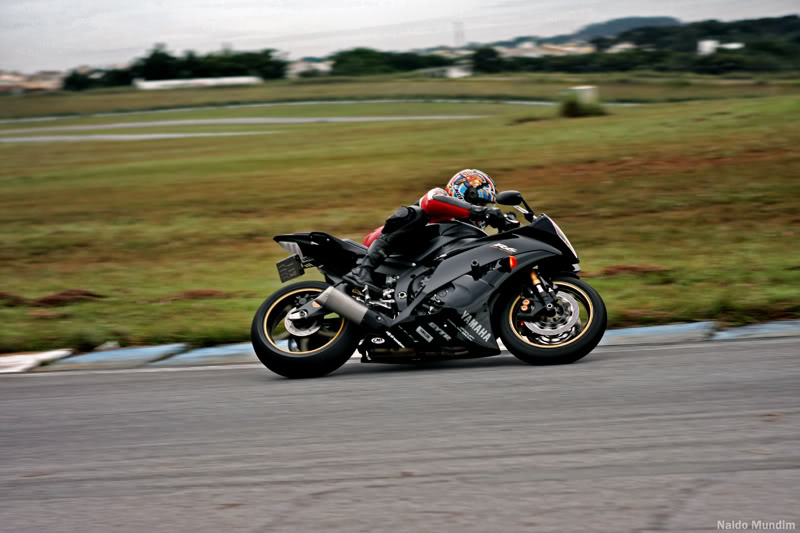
1,0,798,72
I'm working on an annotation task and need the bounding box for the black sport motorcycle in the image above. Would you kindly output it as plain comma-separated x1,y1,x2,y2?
251,190,606,378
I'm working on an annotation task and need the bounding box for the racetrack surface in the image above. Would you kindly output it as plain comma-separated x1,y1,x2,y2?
0,116,485,135
0,132,276,143
2,338,798,532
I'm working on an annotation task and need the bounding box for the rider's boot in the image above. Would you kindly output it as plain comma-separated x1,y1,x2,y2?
343,238,390,293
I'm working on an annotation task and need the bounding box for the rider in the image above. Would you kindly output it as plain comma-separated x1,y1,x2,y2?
343,169,505,291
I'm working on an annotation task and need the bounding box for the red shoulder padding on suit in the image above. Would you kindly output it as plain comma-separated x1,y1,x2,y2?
420,188,471,222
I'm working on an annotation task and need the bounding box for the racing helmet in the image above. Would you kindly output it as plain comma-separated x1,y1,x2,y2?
447,169,497,205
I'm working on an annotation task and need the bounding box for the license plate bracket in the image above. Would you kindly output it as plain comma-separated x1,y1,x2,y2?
276,255,305,283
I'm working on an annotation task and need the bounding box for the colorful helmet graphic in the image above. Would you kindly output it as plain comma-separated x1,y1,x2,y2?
447,169,497,205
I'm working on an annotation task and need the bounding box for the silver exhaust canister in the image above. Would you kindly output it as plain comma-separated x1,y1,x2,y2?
315,286,388,330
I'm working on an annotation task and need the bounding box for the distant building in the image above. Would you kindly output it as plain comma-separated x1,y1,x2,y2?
539,43,596,56
24,71,64,91
698,40,745,55
495,42,543,58
133,76,263,90
606,42,637,54
286,60,333,79
445,65,472,78
494,41,595,58
0,71,26,90
0,70,63,92
417,65,473,78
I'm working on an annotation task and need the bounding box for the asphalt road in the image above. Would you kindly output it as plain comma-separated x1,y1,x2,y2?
2,338,798,533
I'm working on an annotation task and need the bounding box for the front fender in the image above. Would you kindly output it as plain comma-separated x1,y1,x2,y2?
482,246,563,289
484,247,578,333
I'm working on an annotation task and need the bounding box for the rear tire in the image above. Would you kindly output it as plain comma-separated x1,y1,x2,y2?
498,275,606,365
251,281,360,378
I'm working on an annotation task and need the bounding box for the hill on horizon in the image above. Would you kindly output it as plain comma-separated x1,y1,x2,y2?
464,16,681,49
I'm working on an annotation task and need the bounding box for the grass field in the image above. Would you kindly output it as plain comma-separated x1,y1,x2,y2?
1,91,799,352
2,72,800,119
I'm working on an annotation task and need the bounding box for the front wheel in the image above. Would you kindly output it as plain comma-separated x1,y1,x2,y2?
251,281,360,378
498,275,607,365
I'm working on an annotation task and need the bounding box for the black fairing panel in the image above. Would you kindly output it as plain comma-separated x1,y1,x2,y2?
387,245,562,353
515,215,579,263
388,276,500,353
393,221,486,263
420,241,561,296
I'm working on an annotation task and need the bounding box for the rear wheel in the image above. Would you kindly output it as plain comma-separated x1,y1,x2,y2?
251,281,360,378
498,274,606,365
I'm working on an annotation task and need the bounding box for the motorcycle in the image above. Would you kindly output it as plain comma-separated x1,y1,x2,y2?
251,190,607,378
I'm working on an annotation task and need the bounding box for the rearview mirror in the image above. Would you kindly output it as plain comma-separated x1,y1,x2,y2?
496,190,523,206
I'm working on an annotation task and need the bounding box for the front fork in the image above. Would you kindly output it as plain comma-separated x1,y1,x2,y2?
516,270,558,321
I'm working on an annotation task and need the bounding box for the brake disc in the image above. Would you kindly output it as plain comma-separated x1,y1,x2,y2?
524,292,580,336
285,308,322,337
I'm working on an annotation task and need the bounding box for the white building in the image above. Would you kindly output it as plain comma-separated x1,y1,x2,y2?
426,47,473,59
133,76,263,90
286,60,333,79
495,41,595,58
0,70,63,92
698,40,745,55
418,65,473,78
606,42,637,54
495,41,543,58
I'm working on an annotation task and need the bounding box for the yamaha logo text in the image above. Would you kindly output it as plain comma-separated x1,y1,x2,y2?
461,310,492,343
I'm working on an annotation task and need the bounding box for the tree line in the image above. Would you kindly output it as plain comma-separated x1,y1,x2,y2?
474,15,800,75
63,45,453,90
63,45,288,90
472,44,800,75
63,15,800,90
607,14,800,53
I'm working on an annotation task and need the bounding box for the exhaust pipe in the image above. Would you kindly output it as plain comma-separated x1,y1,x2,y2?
315,286,389,330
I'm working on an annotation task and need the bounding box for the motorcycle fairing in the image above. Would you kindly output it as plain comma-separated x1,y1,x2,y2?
367,284,499,355
275,225,569,356
380,246,562,352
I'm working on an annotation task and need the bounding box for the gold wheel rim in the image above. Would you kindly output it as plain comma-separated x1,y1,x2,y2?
264,288,345,355
509,281,594,349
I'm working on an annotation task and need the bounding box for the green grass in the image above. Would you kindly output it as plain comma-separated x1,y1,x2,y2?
1,95,799,352
2,72,800,119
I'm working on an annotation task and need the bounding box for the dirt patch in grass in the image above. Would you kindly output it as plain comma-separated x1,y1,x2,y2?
158,289,234,303
0,292,28,307
33,289,107,307
28,309,71,320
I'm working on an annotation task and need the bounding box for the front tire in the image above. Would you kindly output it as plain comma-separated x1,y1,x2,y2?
498,275,607,365
251,281,360,378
